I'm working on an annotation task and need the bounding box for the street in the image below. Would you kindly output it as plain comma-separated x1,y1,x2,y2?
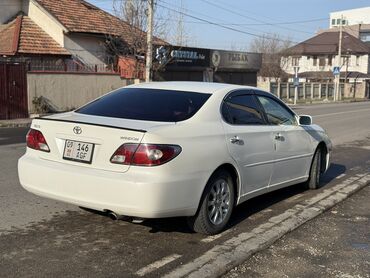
0,102,369,277
224,185,370,278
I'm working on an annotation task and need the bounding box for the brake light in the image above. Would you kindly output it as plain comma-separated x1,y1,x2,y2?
110,143,181,166
26,129,50,152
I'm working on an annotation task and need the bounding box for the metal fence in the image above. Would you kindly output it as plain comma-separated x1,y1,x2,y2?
270,82,344,101
27,60,117,74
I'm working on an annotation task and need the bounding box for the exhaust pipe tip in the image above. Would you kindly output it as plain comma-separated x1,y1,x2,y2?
106,210,145,223
108,211,119,220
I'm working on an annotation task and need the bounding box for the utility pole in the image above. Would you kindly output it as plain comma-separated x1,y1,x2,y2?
334,14,343,101
293,65,299,105
175,0,185,46
145,0,154,82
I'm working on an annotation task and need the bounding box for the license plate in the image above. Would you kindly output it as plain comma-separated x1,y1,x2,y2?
63,140,94,164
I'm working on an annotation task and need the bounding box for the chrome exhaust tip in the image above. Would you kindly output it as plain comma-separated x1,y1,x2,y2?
108,211,119,220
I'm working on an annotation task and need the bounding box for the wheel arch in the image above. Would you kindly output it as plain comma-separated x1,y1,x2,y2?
317,141,329,173
196,163,241,213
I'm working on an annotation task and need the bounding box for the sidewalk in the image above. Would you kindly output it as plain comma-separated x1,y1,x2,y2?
224,185,370,278
0,118,32,128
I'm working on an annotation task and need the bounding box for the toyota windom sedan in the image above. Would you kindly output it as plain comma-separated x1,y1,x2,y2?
18,82,332,235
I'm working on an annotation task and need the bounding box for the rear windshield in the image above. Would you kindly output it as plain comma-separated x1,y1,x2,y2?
76,88,211,122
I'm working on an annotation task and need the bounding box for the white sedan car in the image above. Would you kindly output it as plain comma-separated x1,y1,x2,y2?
18,82,332,235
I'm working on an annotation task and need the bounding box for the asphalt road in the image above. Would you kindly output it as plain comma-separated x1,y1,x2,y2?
225,186,370,278
292,101,370,146
0,101,369,277
0,127,28,146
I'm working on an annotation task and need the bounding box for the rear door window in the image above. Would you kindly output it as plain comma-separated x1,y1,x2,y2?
76,88,211,122
222,94,265,125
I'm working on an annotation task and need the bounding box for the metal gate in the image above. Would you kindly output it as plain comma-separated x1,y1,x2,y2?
0,63,28,120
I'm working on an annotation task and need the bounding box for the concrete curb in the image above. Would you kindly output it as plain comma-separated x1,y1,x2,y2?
164,173,370,278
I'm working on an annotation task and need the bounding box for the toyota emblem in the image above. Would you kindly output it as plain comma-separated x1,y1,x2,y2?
73,126,82,135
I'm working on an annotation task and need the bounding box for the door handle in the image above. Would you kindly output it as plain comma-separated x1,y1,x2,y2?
275,133,284,140
230,136,244,145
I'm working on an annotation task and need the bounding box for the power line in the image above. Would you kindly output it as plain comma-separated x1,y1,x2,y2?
212,0,326,30
156,1,297,44
199,0,314,35
156,17,328,27
157,1,347,47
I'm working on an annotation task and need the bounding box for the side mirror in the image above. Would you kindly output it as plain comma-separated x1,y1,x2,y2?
299,115,312,125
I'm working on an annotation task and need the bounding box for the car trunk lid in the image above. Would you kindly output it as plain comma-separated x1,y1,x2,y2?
30,112,174,173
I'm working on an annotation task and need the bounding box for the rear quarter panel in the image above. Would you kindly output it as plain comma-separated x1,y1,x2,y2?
142,120,239,209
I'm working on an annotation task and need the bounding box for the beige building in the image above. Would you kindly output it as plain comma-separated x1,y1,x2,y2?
281,31,370,83
0,0,165,68
330,7,370,28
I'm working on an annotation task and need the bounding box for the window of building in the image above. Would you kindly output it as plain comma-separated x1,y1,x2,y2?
336,18,341,25
319,57,326,66
291,57,300,67
341,56,351,66
360,32,370,42
313,56,318,66
356,55,360,66
328,55,333,66
331,19,336,25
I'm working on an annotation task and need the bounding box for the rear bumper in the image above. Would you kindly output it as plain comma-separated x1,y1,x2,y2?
18,154,205,218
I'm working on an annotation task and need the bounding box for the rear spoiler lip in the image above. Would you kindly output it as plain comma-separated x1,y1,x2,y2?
34,117,147,133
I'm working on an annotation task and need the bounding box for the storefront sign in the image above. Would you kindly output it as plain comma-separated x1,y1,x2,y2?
211,50,262,70
154,45,210,68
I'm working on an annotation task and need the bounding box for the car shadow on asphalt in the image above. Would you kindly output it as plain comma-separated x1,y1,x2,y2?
320,162,346,185
82,163,346,235
229,162,346,230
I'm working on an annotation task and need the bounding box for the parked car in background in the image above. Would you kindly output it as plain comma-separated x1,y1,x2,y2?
18,82,332,235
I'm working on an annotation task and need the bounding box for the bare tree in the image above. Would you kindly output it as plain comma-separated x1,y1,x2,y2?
171,0,191,46
249,34,293,81
104,0,170,78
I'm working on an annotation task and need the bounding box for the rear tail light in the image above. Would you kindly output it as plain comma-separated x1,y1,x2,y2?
110,143,181,166
26,129,50,152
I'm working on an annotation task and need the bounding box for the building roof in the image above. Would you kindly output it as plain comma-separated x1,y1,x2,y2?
0,16,21,55
34,0,166,45
319,24,370,39
18,16,70,55
285,31,370,56
0,15,70,56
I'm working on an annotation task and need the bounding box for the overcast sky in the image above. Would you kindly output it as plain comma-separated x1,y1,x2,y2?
89,0,370,50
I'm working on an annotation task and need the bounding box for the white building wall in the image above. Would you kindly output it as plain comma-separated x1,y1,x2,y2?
2,0,109,66
26,0,66,46
282,54,369,75
0,0,22,24
63,34,107,65
330,7,370,28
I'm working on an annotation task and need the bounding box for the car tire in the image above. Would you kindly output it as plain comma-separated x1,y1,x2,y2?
187,169,235,235
306,147,322,190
